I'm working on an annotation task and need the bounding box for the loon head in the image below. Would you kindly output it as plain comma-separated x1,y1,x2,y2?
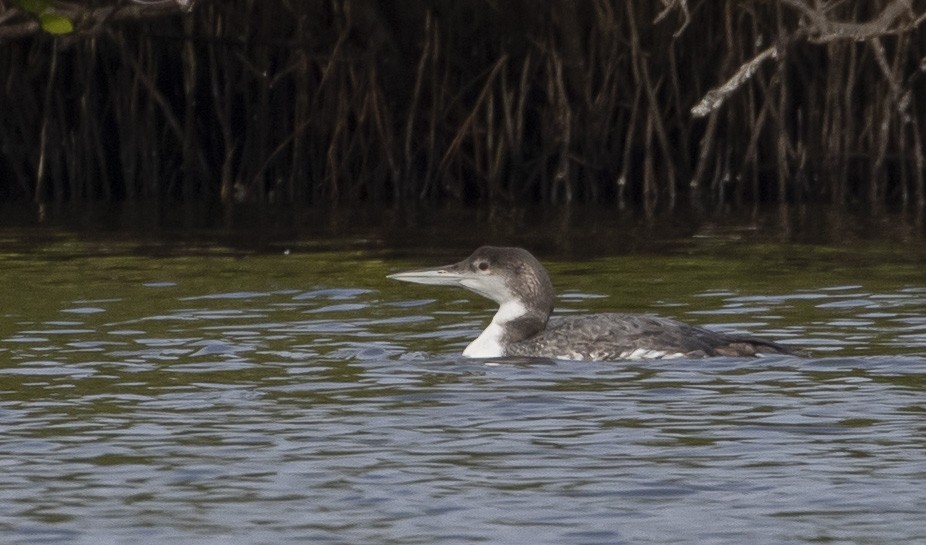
388,246,555,356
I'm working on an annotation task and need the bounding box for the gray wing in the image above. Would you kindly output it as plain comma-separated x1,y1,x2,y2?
506,313,793,361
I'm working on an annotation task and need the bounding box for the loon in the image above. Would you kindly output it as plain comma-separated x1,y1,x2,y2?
388,246,797,361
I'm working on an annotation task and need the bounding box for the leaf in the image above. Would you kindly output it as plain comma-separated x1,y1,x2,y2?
39,12,74,35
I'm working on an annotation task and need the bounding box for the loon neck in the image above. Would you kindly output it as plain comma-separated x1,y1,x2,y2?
462,299,549,358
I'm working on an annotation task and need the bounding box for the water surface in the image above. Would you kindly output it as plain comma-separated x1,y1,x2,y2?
1,205,924,544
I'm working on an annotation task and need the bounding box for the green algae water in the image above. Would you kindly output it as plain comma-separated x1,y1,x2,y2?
1,204,924,544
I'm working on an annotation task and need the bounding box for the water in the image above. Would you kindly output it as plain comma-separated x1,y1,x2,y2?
1,205,925,544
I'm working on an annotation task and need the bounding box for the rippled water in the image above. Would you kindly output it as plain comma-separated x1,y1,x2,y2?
1,207,925,544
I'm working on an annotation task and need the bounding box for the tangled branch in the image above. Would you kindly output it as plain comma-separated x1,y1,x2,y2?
692,0,926,117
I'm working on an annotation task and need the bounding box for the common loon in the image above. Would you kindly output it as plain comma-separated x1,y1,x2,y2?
388,246,797,361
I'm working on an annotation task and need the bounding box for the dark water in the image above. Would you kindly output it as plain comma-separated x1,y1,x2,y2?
1,205,924,544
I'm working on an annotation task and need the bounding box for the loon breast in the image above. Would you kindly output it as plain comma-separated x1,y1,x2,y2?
462,300,528,357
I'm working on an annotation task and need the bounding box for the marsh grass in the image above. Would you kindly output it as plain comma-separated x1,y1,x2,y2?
1,1,924,210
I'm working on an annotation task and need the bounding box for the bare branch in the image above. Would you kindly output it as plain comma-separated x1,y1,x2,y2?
692,45,780,117
654,0,691,38
781,0,918,42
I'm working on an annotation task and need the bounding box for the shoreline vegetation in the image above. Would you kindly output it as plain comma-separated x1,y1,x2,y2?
1,0,925,211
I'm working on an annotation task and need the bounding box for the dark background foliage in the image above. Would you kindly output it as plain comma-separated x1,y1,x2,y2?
1,0,924,210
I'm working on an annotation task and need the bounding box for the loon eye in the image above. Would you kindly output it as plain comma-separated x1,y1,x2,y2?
477,261,489,271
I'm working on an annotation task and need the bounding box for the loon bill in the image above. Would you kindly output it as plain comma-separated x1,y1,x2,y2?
387,246,799,361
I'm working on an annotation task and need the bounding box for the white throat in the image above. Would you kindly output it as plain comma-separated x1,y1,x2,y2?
462,300,528,358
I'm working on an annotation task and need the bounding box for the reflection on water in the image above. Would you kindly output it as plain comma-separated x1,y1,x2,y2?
1,207,925,544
